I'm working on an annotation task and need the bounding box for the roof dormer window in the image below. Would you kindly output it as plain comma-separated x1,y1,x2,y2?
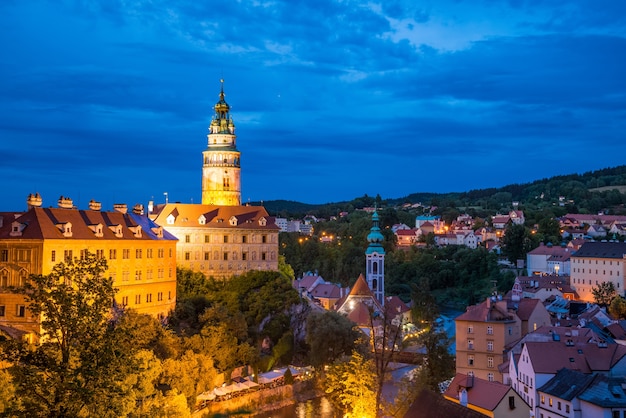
109,224,123,238
89,223,104,237
229,216,238,226
128,225,142,238
259,217,267,227
198,215,206,225
166,214,175,225
10,221,26,237
151,226,163,238
56,222,72,237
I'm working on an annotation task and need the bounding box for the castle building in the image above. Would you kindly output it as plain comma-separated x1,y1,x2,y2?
149,203,278,279
202,80,241,206
151,81,279,279
366,210,385,306
0,195,178,339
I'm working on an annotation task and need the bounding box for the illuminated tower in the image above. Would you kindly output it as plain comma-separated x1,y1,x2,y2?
201,80,241,206
366,210,385,306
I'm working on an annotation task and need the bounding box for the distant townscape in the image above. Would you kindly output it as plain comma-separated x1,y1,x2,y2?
2,82,626,417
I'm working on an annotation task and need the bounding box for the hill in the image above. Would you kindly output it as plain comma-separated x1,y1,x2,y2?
256,165,626,217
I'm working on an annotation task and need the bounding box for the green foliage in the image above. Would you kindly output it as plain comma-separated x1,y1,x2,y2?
324,351,378,418
305,311,363,367
592,282,618,306
501,223,535,265
609,296,626,319
0,253,139,417
160,350,217,408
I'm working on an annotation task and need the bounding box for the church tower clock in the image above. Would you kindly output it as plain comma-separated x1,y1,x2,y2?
366,210,385,306
201,80,241,206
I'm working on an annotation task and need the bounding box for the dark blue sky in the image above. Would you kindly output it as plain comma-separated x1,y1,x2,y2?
1,0,625,210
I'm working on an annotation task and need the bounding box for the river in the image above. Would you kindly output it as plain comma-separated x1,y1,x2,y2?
253,397,339,418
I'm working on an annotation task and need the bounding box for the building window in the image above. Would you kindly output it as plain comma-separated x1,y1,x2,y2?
487,356,494,368
541,395,545,404
508,396,515,409
157,292,163,302
261,252,267,261
262,235,267,243
185,235,191,243
242,252,247,261
51,250,56,262
169,249,172,257
0,250,7,262
0,306,5,316
121,296,128,306
223,252,228,261
242,235,247,244
487,326,493,335
122,271,129,282
467,325,473,333
204,235,210,243
487,340,494,351
146,293,152,303
549,398,553,407
96,249,104,259
487,373,494,382
558,401,561,410
204,252,210,260
566,405,570,413
185,252,190,261
158,249,164,258
110,249,117,260
135,295,141,304
0,270,8,287
223,235,228,243
136,249,142,259
16,305,25,317
468,355,474,366
468,339,474,350
147,269,153,280
123,249,130,259
135,270,142,281
64,250,73,262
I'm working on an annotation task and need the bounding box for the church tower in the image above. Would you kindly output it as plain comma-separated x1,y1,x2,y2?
201,80,241,206
366,210,385,306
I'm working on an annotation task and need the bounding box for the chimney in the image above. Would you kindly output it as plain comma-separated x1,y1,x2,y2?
26,192,43,209
113,203,128,214
57,195,73,209
132,204,144,215
459,388,468,407
88,200,102,211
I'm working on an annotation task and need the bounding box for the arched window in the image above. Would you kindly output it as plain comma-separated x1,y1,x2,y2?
17,269,28,287
373,261,378,274
0,269,9,287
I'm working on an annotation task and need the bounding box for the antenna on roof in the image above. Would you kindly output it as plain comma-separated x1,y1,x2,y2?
164,192,169,204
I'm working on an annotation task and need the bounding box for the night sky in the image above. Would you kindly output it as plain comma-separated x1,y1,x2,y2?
1,1,625,211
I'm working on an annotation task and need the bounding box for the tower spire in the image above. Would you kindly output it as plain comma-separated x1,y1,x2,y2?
201,80,241,206
366,209,385,306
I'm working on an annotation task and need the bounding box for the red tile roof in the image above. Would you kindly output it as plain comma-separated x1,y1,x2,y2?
443,373,511,412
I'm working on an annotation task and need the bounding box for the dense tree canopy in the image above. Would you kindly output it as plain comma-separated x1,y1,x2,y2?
1,254,140,417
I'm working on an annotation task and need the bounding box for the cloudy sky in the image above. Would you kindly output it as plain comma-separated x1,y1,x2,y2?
1,0,625,210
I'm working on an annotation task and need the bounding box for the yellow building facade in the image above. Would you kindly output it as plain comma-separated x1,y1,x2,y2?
149,203,278,279
0,195,177,337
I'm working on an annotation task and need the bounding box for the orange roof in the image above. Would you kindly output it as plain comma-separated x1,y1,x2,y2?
150,203,278,231
443,373,512,411
349,274,374,297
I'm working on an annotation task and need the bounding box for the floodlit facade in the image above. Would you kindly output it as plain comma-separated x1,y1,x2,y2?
0,195,178,338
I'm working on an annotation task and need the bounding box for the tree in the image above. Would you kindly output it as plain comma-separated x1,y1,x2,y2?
324,351,377,418
1,253,138,417
592,281,617,306
609,296,626,319
305,311,362,367
501,223,534,265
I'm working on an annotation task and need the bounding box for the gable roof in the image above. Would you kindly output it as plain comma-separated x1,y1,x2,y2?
578,373,626,408
443,373,512,412
525,341,626,374
0,207,177,241
150,203,278,231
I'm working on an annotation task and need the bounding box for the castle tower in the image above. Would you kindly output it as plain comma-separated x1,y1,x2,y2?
366,210,385,306
201,80,241,206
